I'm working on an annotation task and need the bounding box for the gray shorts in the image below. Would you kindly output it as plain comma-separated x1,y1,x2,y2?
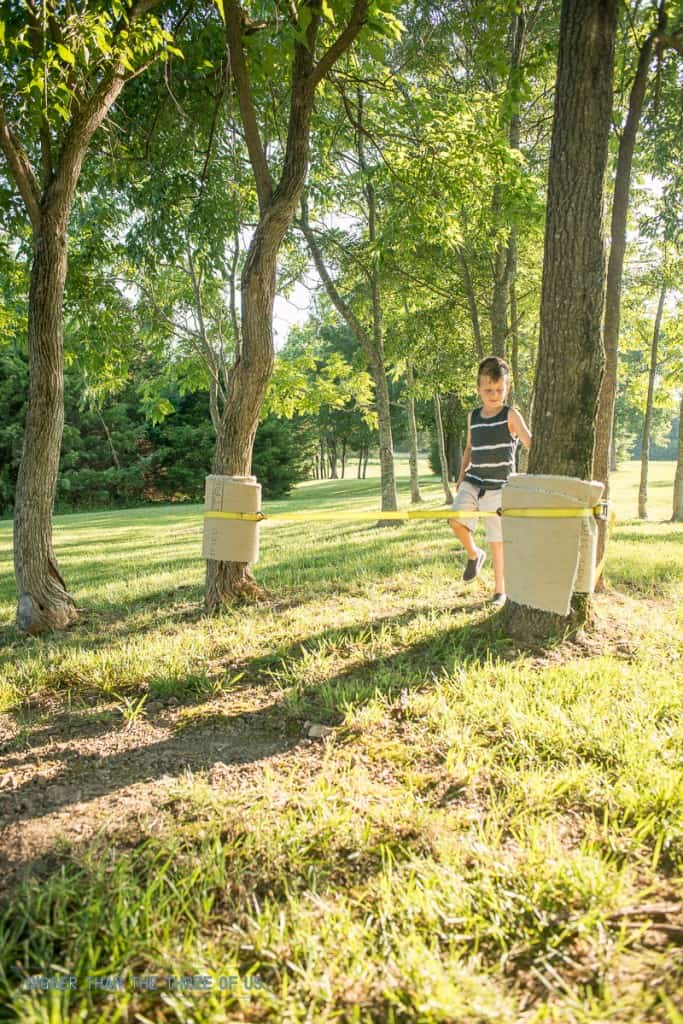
450,481,503,542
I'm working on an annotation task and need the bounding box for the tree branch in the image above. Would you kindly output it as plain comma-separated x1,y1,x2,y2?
114,0,165,34
655,32,683,53
300,194,375,358
0,104,42,229
25,4,55,187
225,0,273,212
310,0,370,88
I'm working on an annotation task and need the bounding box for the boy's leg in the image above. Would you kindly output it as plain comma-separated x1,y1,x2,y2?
480,490,505,597
449,483,486,581
489,541,504,595
450,520,478,558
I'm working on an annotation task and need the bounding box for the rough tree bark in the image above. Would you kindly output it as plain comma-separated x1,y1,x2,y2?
672,391,683,522
593,23,657,585
12,206,76,633
0,1,164,633
206,0,371,610
504,0,618,639
637,282,666,520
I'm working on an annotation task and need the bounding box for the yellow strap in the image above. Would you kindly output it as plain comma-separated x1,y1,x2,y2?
204,505,604,523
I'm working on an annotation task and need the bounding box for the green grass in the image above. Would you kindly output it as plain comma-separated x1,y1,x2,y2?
0,460,682,1022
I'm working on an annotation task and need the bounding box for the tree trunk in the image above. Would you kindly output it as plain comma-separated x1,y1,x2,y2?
301,197,398,513
593,28,655,585
406,361,423,503
13,210,78,634
610,424,617,472
329,437,338,478
491,231,508,357
362,446,369,479
509,235,520,406
673,391,683,522
341,438,346,479
3,21,145,633
457,246,484,360
448,437,463,485
490,186,515,360
206,0,370,610
206,226,280,610
433,394,454,504
490,10,524,361
373,357,399,515
504,0,617,639
638,282,666,520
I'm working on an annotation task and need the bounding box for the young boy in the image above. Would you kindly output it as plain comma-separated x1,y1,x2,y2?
449,356,532,607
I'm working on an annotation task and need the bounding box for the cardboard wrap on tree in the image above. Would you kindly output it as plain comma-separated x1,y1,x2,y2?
202,475,261,564
502,475,604,616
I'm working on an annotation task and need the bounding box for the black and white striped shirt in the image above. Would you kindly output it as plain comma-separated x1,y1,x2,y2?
464,405,517,491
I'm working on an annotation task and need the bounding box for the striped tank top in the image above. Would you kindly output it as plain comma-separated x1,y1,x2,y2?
464,405,517,491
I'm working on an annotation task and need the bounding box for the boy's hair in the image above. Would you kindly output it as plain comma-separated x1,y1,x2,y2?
478,355,510,383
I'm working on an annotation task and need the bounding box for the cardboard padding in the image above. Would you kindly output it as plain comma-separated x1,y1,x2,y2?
502,475,604,615
202,475,261,563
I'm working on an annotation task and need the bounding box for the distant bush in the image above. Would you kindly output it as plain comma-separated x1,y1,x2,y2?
252,415,316,498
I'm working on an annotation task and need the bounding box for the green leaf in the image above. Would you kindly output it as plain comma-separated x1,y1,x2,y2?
56,42,75,65
299,6,312,32
213,0,225,24
93,27,111,55
0,21,6,48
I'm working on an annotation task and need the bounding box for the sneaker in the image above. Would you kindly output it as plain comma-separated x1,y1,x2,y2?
463,547,486,583
488,592,506,608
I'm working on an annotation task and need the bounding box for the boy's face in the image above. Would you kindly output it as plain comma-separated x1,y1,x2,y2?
477,373,509,411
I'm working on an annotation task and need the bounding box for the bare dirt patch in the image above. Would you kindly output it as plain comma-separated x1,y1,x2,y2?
0,683,323,888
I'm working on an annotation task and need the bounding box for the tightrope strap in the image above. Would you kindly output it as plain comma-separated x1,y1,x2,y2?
204,506,605,523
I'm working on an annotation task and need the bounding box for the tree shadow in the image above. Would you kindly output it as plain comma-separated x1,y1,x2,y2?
0,602,509,832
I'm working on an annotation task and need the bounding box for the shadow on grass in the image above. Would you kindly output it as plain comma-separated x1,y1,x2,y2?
0,604,507,836
243,599,507,690
0,528,463,663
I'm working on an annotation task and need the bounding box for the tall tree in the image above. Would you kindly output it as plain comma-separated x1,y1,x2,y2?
592,1,682,583
299,86,402,517
0,0,172,634
504,0,619,636
206,0,392,610
637,281,667,518
673,391,683,522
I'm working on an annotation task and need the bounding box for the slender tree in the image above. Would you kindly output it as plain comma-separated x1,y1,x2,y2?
405,361,423,504
205,0,390,609
638,282,667,518
593,1,678,584
433,393,454,505
673,391,683,522
0,1,172,634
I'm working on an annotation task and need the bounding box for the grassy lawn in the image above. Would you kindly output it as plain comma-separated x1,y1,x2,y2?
0,460,681,1022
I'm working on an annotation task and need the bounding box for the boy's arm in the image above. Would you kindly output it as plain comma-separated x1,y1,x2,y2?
456,412,473,488
508,407,532,449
